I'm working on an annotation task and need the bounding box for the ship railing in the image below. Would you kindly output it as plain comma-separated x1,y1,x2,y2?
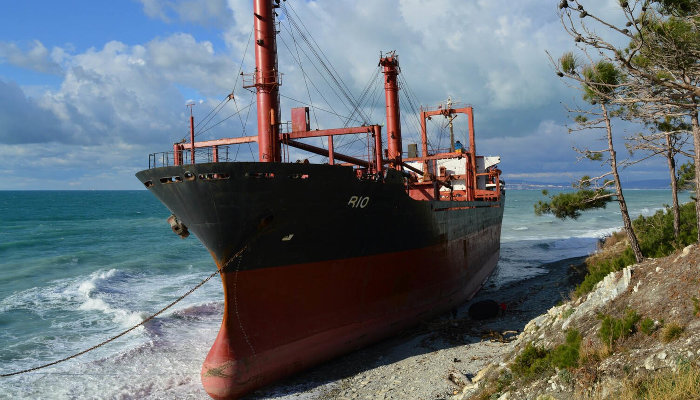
420,103,472,113
278,121,292,134
242,71,283,89
148,145,238,168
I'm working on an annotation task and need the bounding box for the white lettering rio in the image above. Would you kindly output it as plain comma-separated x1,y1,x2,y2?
347,195,370,208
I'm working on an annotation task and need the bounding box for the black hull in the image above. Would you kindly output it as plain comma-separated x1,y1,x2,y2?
137,162,504,270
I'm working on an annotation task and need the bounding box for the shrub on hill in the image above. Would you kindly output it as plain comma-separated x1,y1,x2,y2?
575,202,697,297
510,330,583,380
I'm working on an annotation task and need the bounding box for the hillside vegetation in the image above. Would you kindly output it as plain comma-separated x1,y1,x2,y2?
465,204,700,400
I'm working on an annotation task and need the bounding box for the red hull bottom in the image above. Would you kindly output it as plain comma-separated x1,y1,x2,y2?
201,228,500,399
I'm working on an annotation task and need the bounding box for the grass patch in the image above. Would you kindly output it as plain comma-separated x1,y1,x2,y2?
574,202,698,297
618,361,700,400
598,309,641,349
693,296,700,316
661,323,684,343
511,330,582,380
640,317,657,336
562,307,575,319
511,342,551,378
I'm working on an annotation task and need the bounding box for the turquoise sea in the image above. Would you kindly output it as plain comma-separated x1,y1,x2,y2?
0,189,692,398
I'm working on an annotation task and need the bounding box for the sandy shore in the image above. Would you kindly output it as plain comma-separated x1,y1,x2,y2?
244,256,587,400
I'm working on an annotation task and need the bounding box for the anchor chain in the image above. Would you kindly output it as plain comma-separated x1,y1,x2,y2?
1,245,248,378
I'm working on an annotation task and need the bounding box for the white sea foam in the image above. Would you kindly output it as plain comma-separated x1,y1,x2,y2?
573,226,621,239
71,268,149,328
637,207,664,216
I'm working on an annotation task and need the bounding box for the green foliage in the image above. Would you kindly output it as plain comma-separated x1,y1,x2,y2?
574,248,636,296
654,0,700,16
511,343,551,378
550,329,583,369
585,150,603,161
640,317,657,335
495,370,513,393
574,114,588,123
582,61,622,103
693,296,700,316
598,309,641,348
635,9,700,74
632,201,698,257
661,322,684,342
534,188,612,219
578,175,593,188
558,368,573,385
560,51,577,74
574,202,698,297
654,116,691,134
511,330,582,380
677,160,695,191
562,307,575,319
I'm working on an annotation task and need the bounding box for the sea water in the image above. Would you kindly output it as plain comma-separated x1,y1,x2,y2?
0,189,691,398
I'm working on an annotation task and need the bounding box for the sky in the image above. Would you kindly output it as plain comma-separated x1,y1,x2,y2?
0,0,682,190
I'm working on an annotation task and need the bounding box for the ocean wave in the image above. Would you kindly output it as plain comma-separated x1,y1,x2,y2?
637,207,664,216
77,269,147,328
572,226,621,239
170,301,223,321
512,226,529,231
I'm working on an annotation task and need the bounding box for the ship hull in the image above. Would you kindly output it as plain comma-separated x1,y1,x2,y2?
136,162,504,399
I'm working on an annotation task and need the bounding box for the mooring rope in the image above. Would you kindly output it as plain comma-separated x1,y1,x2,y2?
1,246,247,378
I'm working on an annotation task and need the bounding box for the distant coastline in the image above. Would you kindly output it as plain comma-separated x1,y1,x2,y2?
507,178,676,190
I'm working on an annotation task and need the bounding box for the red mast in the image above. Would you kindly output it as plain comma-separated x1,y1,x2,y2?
254,0,281,162
187,103,195,164
380,52,402,169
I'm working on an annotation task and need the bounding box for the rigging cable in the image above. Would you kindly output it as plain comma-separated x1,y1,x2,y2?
334,67,382,151
278,23,347,127
184,27,255,143
398,73,433,152
278,93,363,125
343,66,381,128
282,1,369,124
196,99,256,136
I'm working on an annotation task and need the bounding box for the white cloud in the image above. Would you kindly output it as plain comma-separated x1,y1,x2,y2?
0,40,63,74
0,79,64,144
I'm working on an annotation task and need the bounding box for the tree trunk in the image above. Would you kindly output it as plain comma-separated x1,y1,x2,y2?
692,103,700,243
665,133,680,239
602,103,644,263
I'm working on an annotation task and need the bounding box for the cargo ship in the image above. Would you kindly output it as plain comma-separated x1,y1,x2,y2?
136,0,505,398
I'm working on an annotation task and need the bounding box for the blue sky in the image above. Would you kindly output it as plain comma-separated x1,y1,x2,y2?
0,0,682,189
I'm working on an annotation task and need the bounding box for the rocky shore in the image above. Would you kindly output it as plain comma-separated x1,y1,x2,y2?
463,243,700,400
